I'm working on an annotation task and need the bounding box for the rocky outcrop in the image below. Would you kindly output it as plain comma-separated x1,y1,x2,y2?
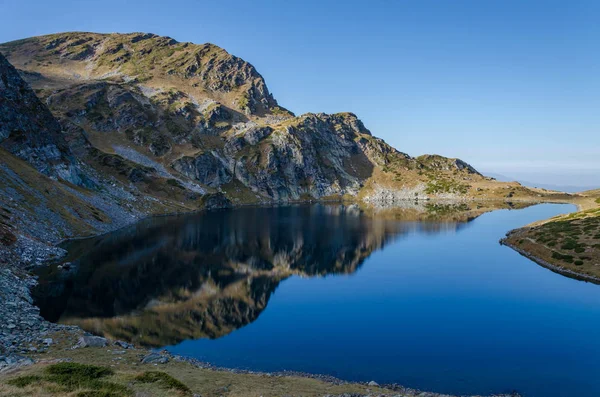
172,152,232,187
0,54,85,185
416,154,482,175
219,113,375,200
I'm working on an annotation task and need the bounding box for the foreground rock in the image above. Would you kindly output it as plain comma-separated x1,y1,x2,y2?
73,335,108,349
0,354,34,373
141,352,170,364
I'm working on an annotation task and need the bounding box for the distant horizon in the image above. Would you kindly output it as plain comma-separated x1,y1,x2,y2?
1,0,598,186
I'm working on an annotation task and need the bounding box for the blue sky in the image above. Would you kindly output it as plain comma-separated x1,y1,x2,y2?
1,0,598,186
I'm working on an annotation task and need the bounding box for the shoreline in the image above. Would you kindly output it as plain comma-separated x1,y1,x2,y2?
1,329,522,397
51,196,577,247
0,197,579,396
500,238,600,285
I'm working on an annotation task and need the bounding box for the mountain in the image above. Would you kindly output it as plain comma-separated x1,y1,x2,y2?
0,32,574,265
0,31,526,206
0,31,581,363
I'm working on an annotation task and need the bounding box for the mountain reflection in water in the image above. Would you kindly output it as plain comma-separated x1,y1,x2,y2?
33,202,527,347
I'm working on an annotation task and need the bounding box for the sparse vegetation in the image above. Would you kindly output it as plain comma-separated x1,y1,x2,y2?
425,178,470,195
5,363,132,397
135,371,192,395
504,196,600,281
6,375,42,388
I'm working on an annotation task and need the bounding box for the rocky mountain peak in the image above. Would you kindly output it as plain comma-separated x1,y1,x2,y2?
0,32,281,116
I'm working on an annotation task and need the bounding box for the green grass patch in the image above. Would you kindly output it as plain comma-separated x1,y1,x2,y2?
552,251,574,263
6,363,131,396
135,371,192,395
166,178,185,189
46,362,113,379
560,239,584,251
7,375,42,387
42,363,131,396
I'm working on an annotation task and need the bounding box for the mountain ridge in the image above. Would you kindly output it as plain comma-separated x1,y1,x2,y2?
1,31,501,204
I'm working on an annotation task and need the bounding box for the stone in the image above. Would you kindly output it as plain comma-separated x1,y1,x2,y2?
367,381,379,386
0,354,34,373
114,340,134,349
141,352,169,364
73,335,108,348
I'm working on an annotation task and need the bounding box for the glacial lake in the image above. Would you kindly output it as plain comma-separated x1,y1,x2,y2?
33,202,600,397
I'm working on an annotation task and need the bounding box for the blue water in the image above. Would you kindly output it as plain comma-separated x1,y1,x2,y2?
36,203,600,397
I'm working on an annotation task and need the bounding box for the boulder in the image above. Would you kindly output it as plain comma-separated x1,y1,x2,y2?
114,340,134,349
73,335,108,348
0,355,34,373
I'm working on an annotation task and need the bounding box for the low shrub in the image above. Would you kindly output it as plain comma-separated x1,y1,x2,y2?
552,251,574,263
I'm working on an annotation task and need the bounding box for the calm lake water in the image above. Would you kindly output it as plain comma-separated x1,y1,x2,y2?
33,203,600,397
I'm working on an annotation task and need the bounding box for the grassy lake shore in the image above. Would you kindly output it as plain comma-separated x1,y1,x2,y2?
0,330,522,397
502,191,600,283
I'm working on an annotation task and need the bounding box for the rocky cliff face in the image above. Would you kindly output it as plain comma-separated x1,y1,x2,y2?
0,32,488,205
0,53,85,185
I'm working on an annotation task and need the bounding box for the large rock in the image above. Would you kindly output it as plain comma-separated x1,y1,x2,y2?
141,352,169,364
0,355,34,373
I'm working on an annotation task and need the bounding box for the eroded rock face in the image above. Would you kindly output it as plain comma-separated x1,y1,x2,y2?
172,152,232,187
0,53,85,185
221,113,377,200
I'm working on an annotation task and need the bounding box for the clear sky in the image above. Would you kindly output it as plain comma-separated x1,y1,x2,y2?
1,0,598,186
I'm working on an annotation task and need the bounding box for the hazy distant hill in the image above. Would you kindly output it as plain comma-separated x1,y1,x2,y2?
484,172,596,193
